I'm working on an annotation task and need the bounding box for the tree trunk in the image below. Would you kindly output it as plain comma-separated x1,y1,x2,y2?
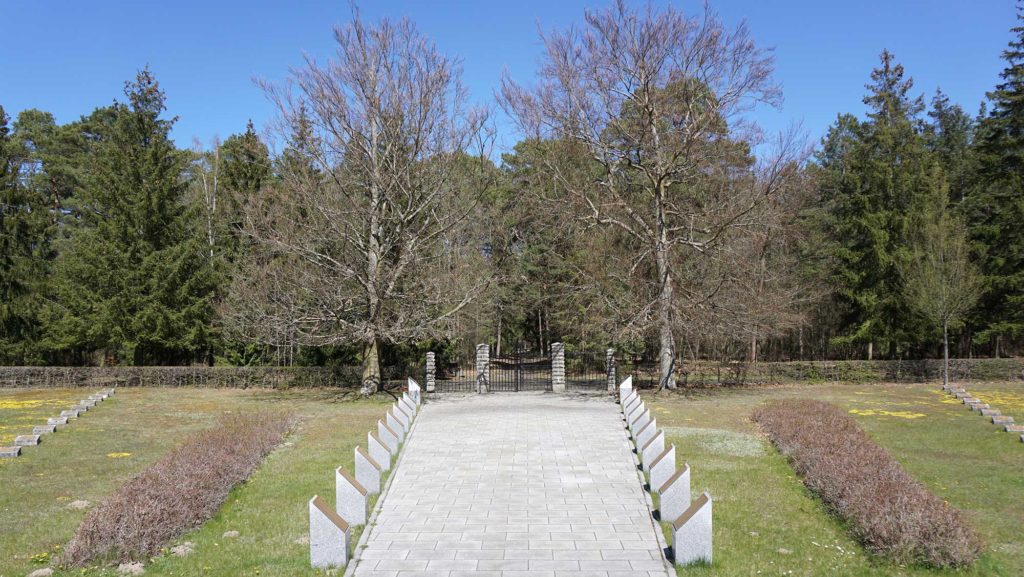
361,338,382,396
750,334,757,364
867,341,873,361
655,185,676,390
942,320,949,388
496,314,502,358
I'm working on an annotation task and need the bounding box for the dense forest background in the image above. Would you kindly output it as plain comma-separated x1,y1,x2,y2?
1,3,1022,382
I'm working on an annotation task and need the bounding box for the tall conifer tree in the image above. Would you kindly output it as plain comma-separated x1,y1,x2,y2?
46,69,215,365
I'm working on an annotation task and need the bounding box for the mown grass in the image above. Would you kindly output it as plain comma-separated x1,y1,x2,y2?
0,387,394,577
642,381,1024,577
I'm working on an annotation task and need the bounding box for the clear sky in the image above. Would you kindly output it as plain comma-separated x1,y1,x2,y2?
0,0,1017,155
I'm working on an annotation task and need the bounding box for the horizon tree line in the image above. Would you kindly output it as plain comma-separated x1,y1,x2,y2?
1,2,1022,391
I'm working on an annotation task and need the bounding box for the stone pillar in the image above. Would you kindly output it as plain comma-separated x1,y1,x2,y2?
606,348,616,392
475,344,489,394
551,342,566,392
425,352,436,393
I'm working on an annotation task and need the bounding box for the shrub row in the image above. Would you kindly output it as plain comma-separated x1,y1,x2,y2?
752,400,982,568
61,411,296,566
0,365,380,389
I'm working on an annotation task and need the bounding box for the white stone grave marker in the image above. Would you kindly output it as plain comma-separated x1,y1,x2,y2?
335,467,368,526
672,491,712,566
309,495,349,569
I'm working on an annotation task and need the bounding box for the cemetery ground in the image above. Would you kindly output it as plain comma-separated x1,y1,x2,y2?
0,387,393,577
646,381,1024,577
0,382,1020,576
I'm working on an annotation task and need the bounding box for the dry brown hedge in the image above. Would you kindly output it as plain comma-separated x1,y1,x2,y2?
752,399,982,568
62,411,296,566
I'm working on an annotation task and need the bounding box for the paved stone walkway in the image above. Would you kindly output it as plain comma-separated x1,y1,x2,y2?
350,393,672,577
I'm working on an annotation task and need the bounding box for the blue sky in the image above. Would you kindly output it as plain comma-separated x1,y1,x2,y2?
1,0,1017,155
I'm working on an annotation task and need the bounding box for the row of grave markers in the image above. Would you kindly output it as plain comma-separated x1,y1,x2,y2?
308,379,422,569
0,389,116,458
943,382,1022,442
619,377,712,566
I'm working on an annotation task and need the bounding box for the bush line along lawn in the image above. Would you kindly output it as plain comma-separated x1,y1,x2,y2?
641,381,1024,577
0,387,391,577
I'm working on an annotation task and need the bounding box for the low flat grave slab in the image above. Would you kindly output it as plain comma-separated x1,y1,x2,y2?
992,415,1014,425
0,446,21,458
80,399,96,408
335,467,368,526
954,392,971,399
962,397,980,405
981,408,1002,417
672,491,712,566
15,435,40,446
659,464,691,525
971,403,991,412
47,417,68,426
1004,424,1024,433
33,424,57,435
60,410,80,419
70,404,89,413
309,494,349,569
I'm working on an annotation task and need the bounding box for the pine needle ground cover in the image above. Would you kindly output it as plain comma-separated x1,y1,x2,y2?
642,382,1024,577
0,387,391,577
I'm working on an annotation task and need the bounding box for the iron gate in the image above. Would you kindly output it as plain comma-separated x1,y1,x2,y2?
490,346,552,391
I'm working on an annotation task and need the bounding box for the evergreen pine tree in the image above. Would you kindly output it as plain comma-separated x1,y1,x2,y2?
46,69,215,365
966,2,1024,350
817,51,938,358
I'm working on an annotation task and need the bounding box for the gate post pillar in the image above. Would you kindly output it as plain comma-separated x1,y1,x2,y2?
551,342,566,392
425,352,436,393
475,344,489,394
606,348,616,392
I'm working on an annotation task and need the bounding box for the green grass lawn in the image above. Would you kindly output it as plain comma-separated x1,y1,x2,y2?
641,381,1024,577
0,387,394,577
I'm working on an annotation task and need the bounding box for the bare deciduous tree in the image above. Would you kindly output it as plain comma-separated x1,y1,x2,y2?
500,0,804,388
226,11,491,394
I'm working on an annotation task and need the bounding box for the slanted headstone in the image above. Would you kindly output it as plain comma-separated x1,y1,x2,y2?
649,444,676,494
641,430,666,472
384,412,405,443
392,404,412,430
367,431,392,470
60,410,79,419
1004,424,1024,433
981,408,1002,417
377,421,399,453
81,399,96,408
309,495,349,569
335,467,368,526
33,424,56,435
635,418,658,448
47,417,68,426
619,375,633,403
0,446,20,458
399,394,416,416
630,408,651,434
15,435,40,446
954,391,970,400
621,390,639,412
624,395,642,418
971,403,991,412
962,397,980,405
71,404,88,413
386,409,405,439
992,415,1014,425
659,465,691,522
407,378,421,405
672,491,712,566
355,447,382,495
626,400,645,426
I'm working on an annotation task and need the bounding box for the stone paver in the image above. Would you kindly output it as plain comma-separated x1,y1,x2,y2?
350,393,671,577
